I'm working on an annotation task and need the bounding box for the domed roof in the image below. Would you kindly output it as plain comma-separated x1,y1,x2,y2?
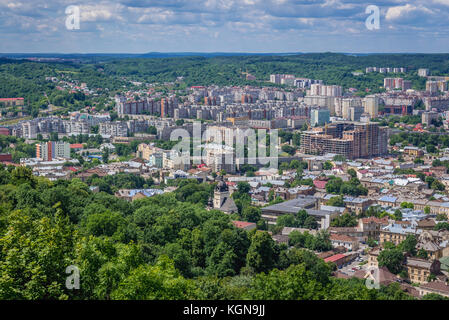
215,177,229,192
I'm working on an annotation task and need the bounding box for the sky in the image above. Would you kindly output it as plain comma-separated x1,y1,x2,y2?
1,0,449,53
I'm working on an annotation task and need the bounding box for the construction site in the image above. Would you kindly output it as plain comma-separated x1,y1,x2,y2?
300,122,388,159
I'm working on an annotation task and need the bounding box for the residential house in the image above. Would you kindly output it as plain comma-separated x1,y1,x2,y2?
377,195,398,207
329,234,359,251
368,247,382,268
232,221,257,231
380,221,421,246
418,281,449,298
115,189,164,202
405,258,441,285
358,217,389,241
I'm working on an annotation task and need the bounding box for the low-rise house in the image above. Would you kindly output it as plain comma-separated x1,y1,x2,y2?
353,266,400,287
288,185,315,197
343,197,373,214
329,234,359,251
324,254,348,268
380,221,421,246
377,195,398,207
324,252,358,268
115,188,164,201
313,179,328,191
368,247,382,268
282,227,317,236
416,229,449,260
358,217,389,241
232,221,257,231
272,234,289,244
403,146,424,157
274,187,289,200
261,196,340,229
405,258,441,285
425,201,449,217
320,205,346,214
418,281,449,298
430,166,447,178
328,227,363,240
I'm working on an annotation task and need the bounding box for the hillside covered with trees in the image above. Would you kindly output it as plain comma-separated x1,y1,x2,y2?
0,165,419,300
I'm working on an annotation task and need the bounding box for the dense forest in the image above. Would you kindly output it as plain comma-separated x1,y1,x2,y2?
0,58,125,115
0,165,429,300
102,53,434,91
2,53,449,110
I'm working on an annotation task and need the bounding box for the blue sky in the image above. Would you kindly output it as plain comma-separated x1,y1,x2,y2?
1,0,449,53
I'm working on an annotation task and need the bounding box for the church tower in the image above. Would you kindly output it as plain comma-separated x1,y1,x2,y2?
213,176,238,214
213,176,229,209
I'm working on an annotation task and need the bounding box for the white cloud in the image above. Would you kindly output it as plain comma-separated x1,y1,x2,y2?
79,4,125,22
386,4,433,21
386,4,416,20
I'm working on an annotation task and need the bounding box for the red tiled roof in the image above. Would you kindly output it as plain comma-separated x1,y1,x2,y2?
1,161,18,166
232,221,256,229
324,254,346,263
420,281,449,294
361,216,389,224
330,234,357,242
70,144,84,149
0,98,24,101
313,180,327,189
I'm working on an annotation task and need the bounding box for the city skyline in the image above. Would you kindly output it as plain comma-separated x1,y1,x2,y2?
2,0,449,53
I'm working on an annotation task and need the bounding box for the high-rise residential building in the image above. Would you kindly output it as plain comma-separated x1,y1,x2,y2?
321,85,342,97
99,122,128,137
36,141,70,161
309,84,342,97
0,97,24,107
116,97,163,116
304,96,334,111
364,95,379,119
418,69,430,77
349,106,364,122
426,81,439,94
270,74,294,85
384,78,409,91
310,83,321,96
270,74,281,84
310,108,330,127
281,77,295,86
402,80,412,91
341,98,362,120
384,78,395,90
438,81,448,92
300,122,387,159
422,111,439,126
394,78,404,90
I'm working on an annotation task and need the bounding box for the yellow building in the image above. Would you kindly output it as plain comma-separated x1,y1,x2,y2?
368,247,381,268
405,258,440,285
379,222,417,246
137,143,163,161
380,231,412,246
